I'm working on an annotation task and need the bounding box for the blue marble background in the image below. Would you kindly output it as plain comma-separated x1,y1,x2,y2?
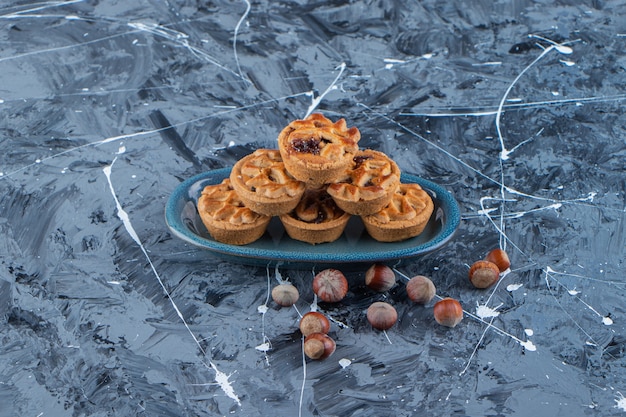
0,1,624,416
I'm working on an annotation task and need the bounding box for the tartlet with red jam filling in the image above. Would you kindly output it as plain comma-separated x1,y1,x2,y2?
327,149,400,216
279,187,351,244
277,113,360,185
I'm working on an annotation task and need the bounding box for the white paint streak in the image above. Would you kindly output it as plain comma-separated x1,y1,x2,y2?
304,62,346,118
233,0,251,82
507,283,523,292
2,92,311,180
398,94,626,117
103,158,241,407
298,335,307,417
128,21,242,79
496,44,564,160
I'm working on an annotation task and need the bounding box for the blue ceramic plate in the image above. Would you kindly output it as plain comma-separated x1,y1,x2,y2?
165,168,460,269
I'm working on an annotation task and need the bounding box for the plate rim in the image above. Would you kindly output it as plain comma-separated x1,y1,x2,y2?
165,167,460,264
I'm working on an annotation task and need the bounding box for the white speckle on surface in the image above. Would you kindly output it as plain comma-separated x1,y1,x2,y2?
568,288,581,295
478,207,498,216
473,61,502,66
507,283,523,292
521,340,537,351
383,58,406,64
476,304,501,319
560,60,575,66
117,145,126,154
257,305,268,314
339,358,352,369
615,392,626,411
602,316,613,326
210,363,242,407
255,342,271,352
555,44,573,54
525,329,534,336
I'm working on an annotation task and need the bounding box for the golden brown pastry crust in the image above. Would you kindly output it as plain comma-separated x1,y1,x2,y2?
327,149,400,216
197,179,271,245
229,149,305,216
277,113,360,185
279,187,351,244
361,183,434,242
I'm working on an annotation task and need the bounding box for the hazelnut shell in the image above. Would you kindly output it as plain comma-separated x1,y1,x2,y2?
484,248,511,272
406,275,436,304
299,312,331,337
365,264,396,292
366,301,398,330
303,333,336,360
313,269,348,303
469,260,500,289
433,297,463,328
271,284,299,307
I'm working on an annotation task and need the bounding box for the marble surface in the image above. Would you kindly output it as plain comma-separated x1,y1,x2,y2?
1,1,625,416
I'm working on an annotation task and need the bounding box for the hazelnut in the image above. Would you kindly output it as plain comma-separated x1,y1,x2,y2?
366,301,398,330
365,264,396,292
406,275,436,304
303,333,336,360
313,269,348,303
299,312,330,337
433,298,463,328
468,260,500,289
271,283,299,307
484,248,511,272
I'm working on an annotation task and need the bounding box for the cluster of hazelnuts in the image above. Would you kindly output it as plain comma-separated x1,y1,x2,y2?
468,248,511,288
270,248,511,361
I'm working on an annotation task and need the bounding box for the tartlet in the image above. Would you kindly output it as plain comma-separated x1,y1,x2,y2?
327,149,400,216
229,149,305,216
197,179,271,245
361,183,434,242
277,113,360,185
279,187,351,244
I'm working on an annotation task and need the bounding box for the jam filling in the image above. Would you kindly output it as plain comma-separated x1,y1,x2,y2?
291,137,320,155
294,192,342,223
353,154,372,169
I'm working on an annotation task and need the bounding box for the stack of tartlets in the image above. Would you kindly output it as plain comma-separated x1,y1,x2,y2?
196,113,434,245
